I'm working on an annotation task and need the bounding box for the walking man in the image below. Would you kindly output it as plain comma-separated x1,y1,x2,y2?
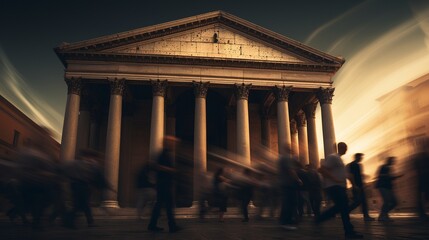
317,142,363,239
347,153,375,221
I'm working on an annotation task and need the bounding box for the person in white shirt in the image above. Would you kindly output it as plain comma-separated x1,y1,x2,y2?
316,142,363,239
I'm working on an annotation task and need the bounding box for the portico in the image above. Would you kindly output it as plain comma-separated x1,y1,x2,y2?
55,11,343,207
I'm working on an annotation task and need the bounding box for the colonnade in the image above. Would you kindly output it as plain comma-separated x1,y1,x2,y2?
60,78,337,207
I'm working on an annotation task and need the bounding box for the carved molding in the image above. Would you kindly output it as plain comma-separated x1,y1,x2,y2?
109,79,126,96
234,83,252,100
304,103,317,119
151,80,168,97
193,81,210,98
65,77,82,95
274,85,292,102
317,87,335,104
296,111,307,127
290,119,298,134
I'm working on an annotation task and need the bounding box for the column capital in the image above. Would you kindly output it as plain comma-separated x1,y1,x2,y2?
151,80,168,97
304,103,318,119
193,81,210,98
109,79,126,96
65,77,82,95
274,85,292,102
234,83,252,100
290,119,298,134
317,87,335,104
295,111,307,127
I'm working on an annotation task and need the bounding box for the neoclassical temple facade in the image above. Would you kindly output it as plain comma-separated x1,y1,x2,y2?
55,11,344,207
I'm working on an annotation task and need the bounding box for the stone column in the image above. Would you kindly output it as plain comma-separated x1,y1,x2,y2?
274,86,292,155
290,119,299,156
296,111,309,166
102,79,125,208
261,113,271,148
304,103,320,168
235,83,252,165
317,88,337,158
193,81,209,202
149,80,167,161
60,78,82,162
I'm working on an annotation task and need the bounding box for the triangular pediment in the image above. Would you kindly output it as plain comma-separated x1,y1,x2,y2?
55,11,344,70
107,25,304,63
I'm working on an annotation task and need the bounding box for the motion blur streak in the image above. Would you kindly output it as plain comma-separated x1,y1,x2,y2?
307,1,429,177
0,47,62,141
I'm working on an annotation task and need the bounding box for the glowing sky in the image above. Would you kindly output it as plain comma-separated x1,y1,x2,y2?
1,0,429,175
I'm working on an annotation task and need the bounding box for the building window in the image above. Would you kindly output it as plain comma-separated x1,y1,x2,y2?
13,130,20,148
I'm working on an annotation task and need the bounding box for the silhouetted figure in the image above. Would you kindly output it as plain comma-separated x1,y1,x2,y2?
278,145,302,230
212,168,230,222
135,164,156,220
317,142,363,239
305,164,323,218
63,149,108,229
147,136,181,233
375,156,402,222
412,139,429,221
237,168,254,222
347,153,375,221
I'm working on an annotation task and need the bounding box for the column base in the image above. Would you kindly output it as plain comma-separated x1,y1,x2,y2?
101,200,120,208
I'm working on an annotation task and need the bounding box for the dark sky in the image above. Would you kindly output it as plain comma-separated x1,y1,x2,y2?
1,0,429,150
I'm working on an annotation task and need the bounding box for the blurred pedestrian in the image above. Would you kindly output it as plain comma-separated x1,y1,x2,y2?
375,156,403,222
212,167,230,222
412,138,429,221
63,149,109,229
317,142,363,239
135,164,156,220
346,153,375,221
278,145,302,230
147,136,182,233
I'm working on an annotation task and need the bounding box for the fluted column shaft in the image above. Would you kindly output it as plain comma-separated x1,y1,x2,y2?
102,79,125,208
296,112,309,166
149,80,167,160
60,78,82,162
193,81,209,201
317,88,337,157
304,103,320,168
235,84,252,165
275,86,292,155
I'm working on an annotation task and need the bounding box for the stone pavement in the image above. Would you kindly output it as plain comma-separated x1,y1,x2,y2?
1,208,428,240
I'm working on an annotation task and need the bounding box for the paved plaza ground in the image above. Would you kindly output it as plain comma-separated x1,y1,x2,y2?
1,208,428,240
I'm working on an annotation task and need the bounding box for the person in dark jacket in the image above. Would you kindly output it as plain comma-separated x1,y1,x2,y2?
147,136,182,233
375,156,403,222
